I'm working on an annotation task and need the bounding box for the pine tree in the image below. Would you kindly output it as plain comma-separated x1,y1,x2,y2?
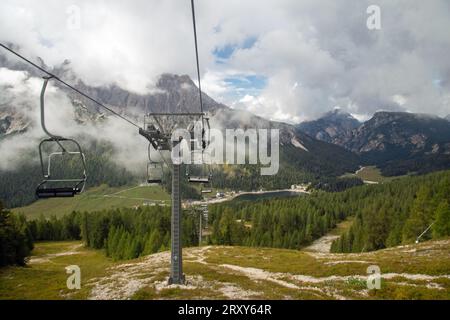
0,202,33,266
433,201,450,238
402,187,434,243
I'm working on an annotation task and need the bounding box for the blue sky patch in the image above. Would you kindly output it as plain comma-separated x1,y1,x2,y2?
213,44,236,60
223,75,267,99
213,36,258,62
225,75,267,90
242,36,258,49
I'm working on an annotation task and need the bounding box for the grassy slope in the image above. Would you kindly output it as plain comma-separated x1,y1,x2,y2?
1,238,449,300
343,166,406,183
12,184,170,219
328,217,355,236
0,241,116,300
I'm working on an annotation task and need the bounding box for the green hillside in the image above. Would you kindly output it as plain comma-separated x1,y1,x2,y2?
12,184,170,219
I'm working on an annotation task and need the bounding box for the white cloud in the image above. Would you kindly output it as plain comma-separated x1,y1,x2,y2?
0,0,450,122
0,68,147,171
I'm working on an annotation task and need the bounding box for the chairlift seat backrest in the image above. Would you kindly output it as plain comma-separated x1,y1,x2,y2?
36,137,87,199
147,160,163,184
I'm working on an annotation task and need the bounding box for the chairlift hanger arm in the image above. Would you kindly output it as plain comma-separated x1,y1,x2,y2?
139,128,160,150
190,0,204,120
40,76,63,140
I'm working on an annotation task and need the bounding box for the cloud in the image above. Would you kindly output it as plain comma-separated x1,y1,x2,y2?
0,0,450,123
221,0,450,121
0,0,200,94
0,68,147,172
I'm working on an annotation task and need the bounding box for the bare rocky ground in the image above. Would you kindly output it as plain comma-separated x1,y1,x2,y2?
4,237,448,300
85,239,450,300
87,247,263,300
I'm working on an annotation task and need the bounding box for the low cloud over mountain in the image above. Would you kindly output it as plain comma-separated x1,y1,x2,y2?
1,1,449,122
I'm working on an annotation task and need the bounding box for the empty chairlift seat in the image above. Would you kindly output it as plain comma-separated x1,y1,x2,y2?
35,137,87,199
147,161,163,184
146,142,164,184
35,77,87,199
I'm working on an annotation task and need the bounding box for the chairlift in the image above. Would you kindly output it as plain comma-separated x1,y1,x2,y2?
186,117,212,184
186,154,212,184
188,175,211,184
147,143,163,184
36,76,87,198
147,162,163,184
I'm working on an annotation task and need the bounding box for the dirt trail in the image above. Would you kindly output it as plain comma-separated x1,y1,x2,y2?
29,244,84,264
219,262,450,297
304,235,340,253
303,218,355,254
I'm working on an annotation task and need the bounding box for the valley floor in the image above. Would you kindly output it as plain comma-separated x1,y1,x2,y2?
342,166,406,184
1,237,449,300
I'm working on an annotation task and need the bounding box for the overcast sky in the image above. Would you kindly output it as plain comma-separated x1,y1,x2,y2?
1,0,449,123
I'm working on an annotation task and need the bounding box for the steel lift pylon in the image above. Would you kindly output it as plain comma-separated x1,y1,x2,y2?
139,113,205,285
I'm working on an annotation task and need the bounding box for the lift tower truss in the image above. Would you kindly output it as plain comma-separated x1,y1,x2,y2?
139,112,204,285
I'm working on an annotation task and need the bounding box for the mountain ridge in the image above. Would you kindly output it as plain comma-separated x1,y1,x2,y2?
298,110,450,175
297,108,360,145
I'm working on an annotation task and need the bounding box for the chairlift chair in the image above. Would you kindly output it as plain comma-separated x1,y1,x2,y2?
186,155,212,183
36,76,87,199
146,143,164,184
186,117,212,184
147,161,163,184
188,175,211,183
201,172,213,194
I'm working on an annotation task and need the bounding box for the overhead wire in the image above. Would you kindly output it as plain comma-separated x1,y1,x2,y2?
190,0,204,117
190,0,206,164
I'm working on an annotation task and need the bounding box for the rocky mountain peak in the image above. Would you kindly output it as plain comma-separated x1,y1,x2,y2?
297,108,360,145
157,73,195,88
346,111,450,168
